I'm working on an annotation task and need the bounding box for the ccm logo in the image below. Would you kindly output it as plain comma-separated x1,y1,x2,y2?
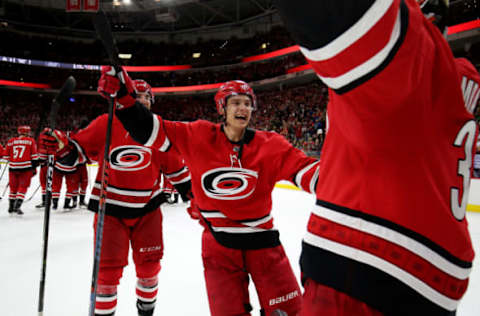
139,246,162,253
269,290,299,306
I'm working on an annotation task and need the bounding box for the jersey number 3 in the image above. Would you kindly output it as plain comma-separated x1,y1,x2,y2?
451,120,477,221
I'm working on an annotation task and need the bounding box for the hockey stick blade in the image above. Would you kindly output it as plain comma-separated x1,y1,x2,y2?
93,11,120,67
49,76,76,130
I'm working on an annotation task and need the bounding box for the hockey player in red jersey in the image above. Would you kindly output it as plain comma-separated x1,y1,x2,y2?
51,130,78,210
74,161,89,207
270,0,478,315
70,119,91,208
35,135,48,209
0,143,5,162
475,134,480,178
5,125,39,215
39,79,192,316
98,71,320,315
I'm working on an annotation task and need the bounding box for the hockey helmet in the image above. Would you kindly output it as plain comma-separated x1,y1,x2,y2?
134,79,154,104
214,80,257,115
417,0,449,33
18,125,31,135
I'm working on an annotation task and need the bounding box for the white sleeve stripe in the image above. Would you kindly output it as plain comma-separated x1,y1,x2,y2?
318,8,402,90
295,161,319,192
159,137,170,152
300,0,394,61
168,176,191,185
309,166,320,194
145,114,160,147
165,166,188,178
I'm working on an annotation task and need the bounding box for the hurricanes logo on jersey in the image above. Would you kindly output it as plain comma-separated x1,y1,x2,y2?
110,145,152,171
201,167,258,200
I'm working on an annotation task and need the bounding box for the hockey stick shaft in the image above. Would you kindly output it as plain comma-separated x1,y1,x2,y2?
38,76,76,316
89,11,119,316
0,162,9,200
0,161,8,183
25,183,41,203
1,183,9,199
88,98,114,316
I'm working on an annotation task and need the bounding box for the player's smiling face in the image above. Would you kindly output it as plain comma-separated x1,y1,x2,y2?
225,95,253,129
136,92,151,110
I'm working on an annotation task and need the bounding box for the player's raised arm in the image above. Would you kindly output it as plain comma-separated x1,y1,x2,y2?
97,66,167,149
274,0,425,95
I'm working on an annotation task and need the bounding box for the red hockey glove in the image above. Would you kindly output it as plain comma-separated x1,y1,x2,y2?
38,128,69,157
97,66,137,110
187,201,201,220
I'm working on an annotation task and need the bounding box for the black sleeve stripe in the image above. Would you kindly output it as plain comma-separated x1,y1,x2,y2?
116,102,154,145
273,0,375,50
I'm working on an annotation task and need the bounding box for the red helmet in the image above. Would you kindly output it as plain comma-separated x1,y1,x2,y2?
134,79,154,104
18,125,31,135
214,80,257,115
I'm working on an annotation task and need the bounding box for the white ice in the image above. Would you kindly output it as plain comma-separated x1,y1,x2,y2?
0,165,479,316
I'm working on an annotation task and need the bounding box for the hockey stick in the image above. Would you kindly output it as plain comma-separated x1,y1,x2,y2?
0,162,8,182
88,11,120,316
0,183,9,200
25,183,41,203
38,75,76,316
0,162,9,200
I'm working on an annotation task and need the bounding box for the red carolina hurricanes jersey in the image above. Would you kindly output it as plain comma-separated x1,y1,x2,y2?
115,112,320,249
5,135,39,171
69,114,191,218
274,0,477,314
0,143,5,160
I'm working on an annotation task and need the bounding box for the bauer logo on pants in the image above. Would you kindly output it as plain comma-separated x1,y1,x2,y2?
201,167,258,200
110,145,152,171
269,290,299,306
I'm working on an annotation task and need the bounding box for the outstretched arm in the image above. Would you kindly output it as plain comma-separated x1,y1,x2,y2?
274,0,415,95
98,66,172,151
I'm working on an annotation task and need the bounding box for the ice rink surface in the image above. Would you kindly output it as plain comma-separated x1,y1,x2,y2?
0,166,479,316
